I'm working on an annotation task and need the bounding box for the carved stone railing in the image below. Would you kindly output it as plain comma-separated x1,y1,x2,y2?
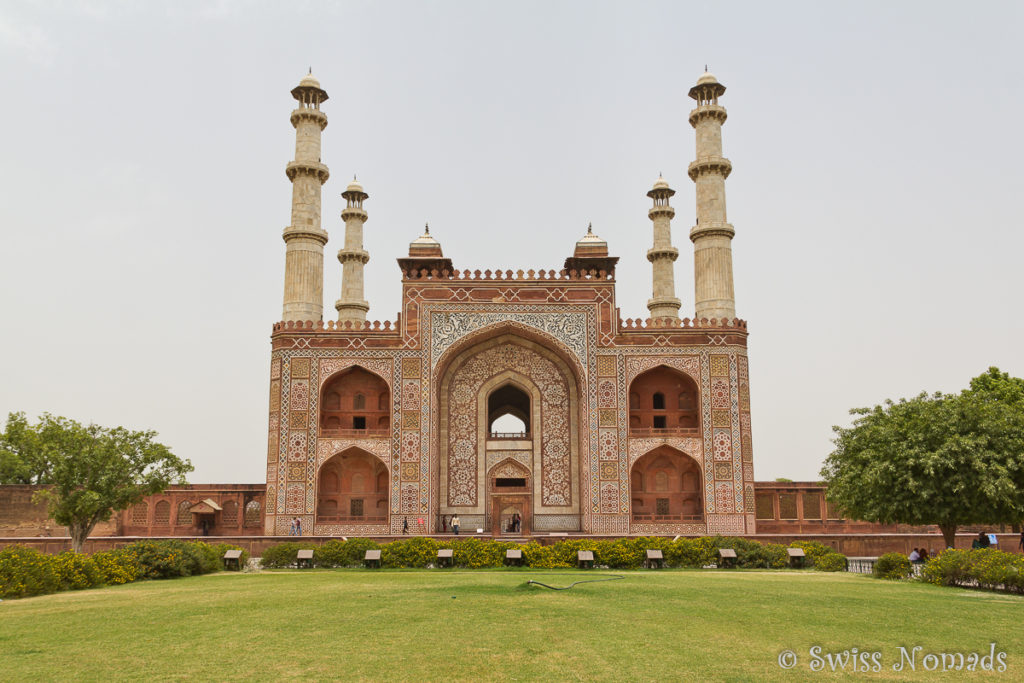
628,428,700,438
315,515,387,523
488,432,530,440
402,268,614,281
318,428,389,438
631,514,704,522
273,317,400,333
618,317,746,330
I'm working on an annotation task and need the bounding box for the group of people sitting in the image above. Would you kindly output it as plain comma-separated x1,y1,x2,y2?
971,532,994,549
908,547,931,564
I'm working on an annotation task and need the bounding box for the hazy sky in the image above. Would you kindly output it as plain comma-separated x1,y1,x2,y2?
1,1,1021,484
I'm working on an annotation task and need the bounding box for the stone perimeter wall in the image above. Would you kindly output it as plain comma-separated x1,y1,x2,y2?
0,484,266,539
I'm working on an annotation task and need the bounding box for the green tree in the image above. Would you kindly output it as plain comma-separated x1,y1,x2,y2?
821,368,1024,549
0,412,192,552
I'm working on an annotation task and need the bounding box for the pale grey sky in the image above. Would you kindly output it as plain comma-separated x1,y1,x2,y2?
0,1,1021,484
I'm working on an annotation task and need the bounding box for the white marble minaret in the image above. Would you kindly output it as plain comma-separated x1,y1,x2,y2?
688,70,736,321
282,72,330,322
646,175,681,319
335,178,370,323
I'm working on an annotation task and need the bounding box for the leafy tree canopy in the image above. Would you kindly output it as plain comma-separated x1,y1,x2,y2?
0,412,192,551
821,368,1024,548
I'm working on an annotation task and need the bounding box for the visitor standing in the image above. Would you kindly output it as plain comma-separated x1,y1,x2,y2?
403,517,409,534
908,548,920,563
296,517,302,536
452,515,461,535
289,518,297,536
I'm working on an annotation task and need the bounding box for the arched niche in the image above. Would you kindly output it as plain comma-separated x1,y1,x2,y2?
487,383,531,436
316,448,389,522
628,365,700,435
629,446,704,522
319,366,391,436
437,332,581,519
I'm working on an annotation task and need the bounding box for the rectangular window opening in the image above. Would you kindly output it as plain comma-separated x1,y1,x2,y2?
353,416,366,430
653,415,667,429
350,499,364,516
495,477,526,488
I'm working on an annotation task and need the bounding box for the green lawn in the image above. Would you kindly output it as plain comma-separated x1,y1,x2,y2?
0,569,1020,681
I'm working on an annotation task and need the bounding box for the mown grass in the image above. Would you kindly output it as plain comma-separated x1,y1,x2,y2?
0,569,1021,681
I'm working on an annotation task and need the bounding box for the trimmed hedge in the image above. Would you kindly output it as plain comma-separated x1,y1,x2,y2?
258,536,847,571
0,540,249,600
873,552,912,580
921,548,1024,593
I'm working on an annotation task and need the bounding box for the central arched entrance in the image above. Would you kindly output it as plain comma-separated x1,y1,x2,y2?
437,332,583,535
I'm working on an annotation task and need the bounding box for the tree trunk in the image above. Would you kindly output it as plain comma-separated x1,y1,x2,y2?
70,521,95,554
938,523,958,550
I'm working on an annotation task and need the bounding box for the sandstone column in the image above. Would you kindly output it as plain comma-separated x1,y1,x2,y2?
335,178,370,323
688,70,736,321
646,176,681,319
282,72,330,322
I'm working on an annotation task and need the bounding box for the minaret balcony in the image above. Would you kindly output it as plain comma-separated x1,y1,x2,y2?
688,105,727,126
285,160,330,183
646,247,679,263
338,249,370,264
290,108,328,129
687,156,732,181
689,222,735,241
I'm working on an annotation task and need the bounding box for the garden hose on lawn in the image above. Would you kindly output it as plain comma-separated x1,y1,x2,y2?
525,574,625,590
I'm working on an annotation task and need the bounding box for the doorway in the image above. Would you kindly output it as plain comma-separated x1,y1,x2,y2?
491,496,529,536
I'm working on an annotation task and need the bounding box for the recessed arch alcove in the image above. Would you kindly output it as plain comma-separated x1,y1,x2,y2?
629,446,703,522
316,447,388,522
628,365,700,435
320,366,391,435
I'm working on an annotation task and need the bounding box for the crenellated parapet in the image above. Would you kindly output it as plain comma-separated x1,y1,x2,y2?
618,316,747,330
401,268,615,281
272,318,400,333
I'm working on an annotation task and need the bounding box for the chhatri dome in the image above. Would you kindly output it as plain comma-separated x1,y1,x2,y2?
572,222,609,258
409,223,444,257
697,69,719,86
299,71,321,89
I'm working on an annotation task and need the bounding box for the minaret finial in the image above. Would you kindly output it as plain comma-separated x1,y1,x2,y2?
587,222,593,235
704,64,708,72
309,66,312,74
425,222,430,235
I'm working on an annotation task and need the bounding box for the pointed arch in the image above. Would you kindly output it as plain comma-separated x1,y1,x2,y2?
629,445,704,522
319,365,391,436
628,364,700,436
437,331,582,523
316,446,389,523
